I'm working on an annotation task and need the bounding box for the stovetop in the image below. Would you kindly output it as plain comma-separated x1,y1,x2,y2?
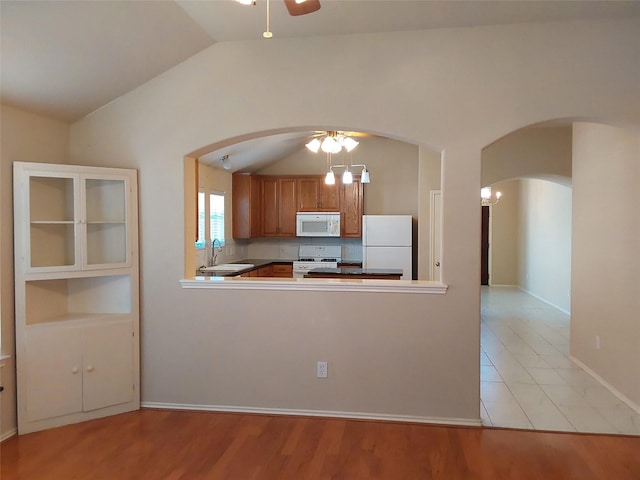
295,245,342,264
297,257,339,262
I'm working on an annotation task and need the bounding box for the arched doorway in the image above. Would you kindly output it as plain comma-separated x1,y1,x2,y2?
479,122,640,435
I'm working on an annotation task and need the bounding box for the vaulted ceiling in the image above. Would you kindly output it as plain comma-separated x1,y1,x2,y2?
2,1,638,170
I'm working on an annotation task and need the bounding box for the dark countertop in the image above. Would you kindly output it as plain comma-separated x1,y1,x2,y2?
197,258,294,277
196,259,365,278
305,267,403,277
338,261,363,267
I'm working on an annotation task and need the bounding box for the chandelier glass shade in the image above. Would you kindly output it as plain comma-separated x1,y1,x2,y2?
342,168,353,185
325,169,335,185
306,132,359,154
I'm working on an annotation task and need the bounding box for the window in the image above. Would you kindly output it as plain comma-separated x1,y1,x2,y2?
196,190,225,249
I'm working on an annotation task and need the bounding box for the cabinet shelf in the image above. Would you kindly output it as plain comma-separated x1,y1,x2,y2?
30,220,75,224
26,312,130,329
87,221,126,224
25,276,132,325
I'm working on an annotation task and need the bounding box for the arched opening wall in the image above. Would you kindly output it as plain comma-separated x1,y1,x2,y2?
67,19,639,424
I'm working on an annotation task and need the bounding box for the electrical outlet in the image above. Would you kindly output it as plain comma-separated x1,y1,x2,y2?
317,361,328,378
596,336,601,350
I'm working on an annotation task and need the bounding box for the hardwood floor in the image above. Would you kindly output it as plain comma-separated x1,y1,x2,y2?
2,409,640,479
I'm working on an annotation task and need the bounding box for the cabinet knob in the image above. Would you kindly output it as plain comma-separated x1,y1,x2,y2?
86,365,95,373
71,367,79,374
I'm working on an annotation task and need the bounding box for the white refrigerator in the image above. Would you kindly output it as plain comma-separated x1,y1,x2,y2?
362,215,413,280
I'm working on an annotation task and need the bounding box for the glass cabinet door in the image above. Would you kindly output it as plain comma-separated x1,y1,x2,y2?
28,174,79,269
83,176,129,268
26,172,130,271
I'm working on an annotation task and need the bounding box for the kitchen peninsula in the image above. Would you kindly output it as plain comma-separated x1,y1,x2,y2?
196,259,404,280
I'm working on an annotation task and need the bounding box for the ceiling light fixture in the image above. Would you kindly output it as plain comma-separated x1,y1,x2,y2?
237,0,320,37
306,131,359,154
481,187,501,206
263,0,273,38
221,154,231,170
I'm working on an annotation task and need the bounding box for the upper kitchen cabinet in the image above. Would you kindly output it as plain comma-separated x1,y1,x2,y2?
14,162,136,273
297,177,340,212
340,177,364,238
262,177,297,236
232,173,262,239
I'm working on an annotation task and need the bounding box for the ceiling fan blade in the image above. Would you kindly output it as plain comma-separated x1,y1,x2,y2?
341,131,372,138
284,0,320,16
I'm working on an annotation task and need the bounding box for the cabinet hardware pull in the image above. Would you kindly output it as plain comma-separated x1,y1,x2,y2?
71,367,79,374
0,386,4,392
86,365,95,372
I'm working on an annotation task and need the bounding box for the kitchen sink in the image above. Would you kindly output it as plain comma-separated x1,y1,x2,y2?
199,263,254,272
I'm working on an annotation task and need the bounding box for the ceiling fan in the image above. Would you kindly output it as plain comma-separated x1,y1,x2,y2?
304,131,371,154
236,0,321,38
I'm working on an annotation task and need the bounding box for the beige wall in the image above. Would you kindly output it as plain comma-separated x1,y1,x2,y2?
482,126,572,186
53,19,640,425
488,179,520,286
571,122,640,406
0,105,70,438
488,177,572,315
518,179,572,313
259,136,420,217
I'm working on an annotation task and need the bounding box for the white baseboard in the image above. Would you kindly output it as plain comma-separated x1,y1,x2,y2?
569,355,640,415
518,286,571,315
141,402,482,428
1,428,17,443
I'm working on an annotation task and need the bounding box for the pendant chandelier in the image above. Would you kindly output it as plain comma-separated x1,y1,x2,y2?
481,187,502,206
323,152,370,185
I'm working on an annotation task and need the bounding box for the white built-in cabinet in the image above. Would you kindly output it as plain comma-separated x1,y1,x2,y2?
13,162,139,434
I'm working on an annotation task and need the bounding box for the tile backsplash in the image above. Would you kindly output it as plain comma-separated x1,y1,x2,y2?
195,238,362,270
247,238,363,261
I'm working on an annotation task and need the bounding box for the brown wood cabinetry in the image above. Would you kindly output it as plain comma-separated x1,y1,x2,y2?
232,173,262,239
257,265,273,277
340,177,364,238
232,173,362,238
297,177,340,212
262,177,297,237
238,263,292,278
240,269,258,277
271,264,293,277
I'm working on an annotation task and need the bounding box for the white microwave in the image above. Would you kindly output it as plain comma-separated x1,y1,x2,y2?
296,212,341,237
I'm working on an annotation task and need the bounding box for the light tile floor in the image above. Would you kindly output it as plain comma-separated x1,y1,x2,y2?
480,286,640,435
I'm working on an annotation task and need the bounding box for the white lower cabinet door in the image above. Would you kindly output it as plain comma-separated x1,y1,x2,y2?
26,326,83,422
82,320,134,412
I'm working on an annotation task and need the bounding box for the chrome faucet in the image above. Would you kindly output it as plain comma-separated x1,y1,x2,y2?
210,238,222,266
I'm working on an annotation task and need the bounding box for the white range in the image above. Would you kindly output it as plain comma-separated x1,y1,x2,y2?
292,245,342,279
